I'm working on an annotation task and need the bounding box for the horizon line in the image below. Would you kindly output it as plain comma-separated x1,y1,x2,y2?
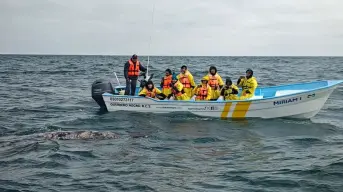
0,53,342,57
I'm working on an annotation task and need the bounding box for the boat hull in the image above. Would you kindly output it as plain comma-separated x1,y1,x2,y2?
102,83,339,119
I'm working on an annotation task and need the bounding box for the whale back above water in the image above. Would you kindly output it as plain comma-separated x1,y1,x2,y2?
42,131,119,140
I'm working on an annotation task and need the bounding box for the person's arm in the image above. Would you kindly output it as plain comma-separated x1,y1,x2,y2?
188,73,196,88
156,93,166,100
171,84,179,94
218,75,224,89
124,61,129,79
237,76,245,87
155,88,162,95
247,79,258,94
139,62,147,72
232,85,239,94
220,88,225,96
138,88,147,97
176,82,184,93
160,77,164,88
167,93,173,99
193,86,199,96
206,87,212,100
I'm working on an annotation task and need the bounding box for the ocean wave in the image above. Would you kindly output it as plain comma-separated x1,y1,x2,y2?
47,152,77,161
4,105,48,113
286,137,325,145
95,168,147,176
64,150,98,158
192,137,225,144
0,142,39,158
192,181,227,190
33,172,72,179
0,125,15,137
0,180,38,192
0,158,38,167
153,162,190,169
1,70,87,75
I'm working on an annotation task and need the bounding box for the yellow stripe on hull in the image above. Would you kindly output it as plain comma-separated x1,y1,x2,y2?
220,102,232,119
232,102,251,118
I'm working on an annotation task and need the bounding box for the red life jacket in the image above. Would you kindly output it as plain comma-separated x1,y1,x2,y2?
162,75,172,89
179,73,191,88
146,88,157,98
208,74,219,89
196,85,209,100
128,60,140,77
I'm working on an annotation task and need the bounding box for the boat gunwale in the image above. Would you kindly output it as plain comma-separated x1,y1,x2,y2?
103,80,343,104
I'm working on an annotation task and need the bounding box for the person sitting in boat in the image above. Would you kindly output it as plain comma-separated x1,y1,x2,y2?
192,76,212,101
203,66,224,100
139,80,166,100
167,73,189,100
177,65,196,98
237,68,258,100
160,69,173,97
218,78,239,100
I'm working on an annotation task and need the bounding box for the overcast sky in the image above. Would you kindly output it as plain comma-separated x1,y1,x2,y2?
1,0,343,56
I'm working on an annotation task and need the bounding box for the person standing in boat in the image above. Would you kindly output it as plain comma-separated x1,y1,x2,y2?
192,76,212,101
160,69,173,97
203,66,224,100
167,73,189,100
124,54,147,96
237,68,258,99
139,80,166,100
218,78,239,100
177,65,196,98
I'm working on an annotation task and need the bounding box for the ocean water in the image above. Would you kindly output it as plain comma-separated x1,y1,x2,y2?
1,55,343,192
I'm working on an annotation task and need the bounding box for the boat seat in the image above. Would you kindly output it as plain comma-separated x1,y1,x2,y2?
275,90,304,97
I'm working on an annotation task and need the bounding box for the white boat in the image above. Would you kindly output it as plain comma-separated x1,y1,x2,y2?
91,79,343,119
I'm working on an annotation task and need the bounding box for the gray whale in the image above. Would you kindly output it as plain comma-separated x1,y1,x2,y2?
42,131,119,140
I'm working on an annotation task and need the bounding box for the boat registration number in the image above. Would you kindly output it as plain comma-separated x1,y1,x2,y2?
110,97,134,102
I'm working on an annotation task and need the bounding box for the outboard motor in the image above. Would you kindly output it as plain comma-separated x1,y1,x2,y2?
91,79,115,111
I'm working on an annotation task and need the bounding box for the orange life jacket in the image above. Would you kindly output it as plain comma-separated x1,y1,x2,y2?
196,85,209,100
179,73,191,88
146,88,157,98
162,75,172,89
172,82,182,96
128,60,140,77
208,74,219,88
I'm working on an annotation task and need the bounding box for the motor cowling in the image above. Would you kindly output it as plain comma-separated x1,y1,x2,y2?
91,79,114,110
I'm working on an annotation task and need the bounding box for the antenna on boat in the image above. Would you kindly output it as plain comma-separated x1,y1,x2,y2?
146,0,156,78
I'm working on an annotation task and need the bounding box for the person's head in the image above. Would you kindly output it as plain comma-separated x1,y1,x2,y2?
171,73,178,83
146,80,154,89
201,76,209,85
246,68,253,78
181,65,187,74
209,66,217,75
165,69,172,76
225,78,233,87
131,54,138,63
